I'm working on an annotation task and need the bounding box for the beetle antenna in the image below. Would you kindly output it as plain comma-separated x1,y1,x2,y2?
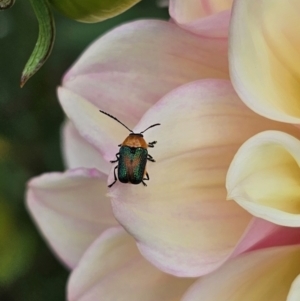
99,110,133,133
140,123,161,134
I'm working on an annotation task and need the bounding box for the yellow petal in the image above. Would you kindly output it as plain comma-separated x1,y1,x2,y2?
227,130,300,226
230,0,300,123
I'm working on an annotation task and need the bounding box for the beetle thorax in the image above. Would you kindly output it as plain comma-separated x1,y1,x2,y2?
122,134,148,149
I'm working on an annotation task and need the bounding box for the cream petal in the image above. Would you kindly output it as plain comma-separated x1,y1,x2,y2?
182,245,300,301
63,20,229,127
26,168,117,268
68,227,195,301
58,87,128,162
288,274,300,301
169,1,232,37
230,0,300,123
62,121,110,174
227,131,300,227
109,80,300,277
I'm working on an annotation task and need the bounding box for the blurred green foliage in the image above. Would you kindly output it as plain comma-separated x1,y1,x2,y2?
0,1,169,300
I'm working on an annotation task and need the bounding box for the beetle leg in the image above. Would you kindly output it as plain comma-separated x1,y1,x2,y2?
108,166,118,188
110,153,120,163
148,141,157,148
147,154,155,162
142,172,149,186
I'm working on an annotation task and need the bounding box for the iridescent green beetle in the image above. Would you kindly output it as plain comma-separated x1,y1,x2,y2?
99,110,160,187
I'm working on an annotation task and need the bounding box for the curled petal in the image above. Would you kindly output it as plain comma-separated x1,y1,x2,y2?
26,168,117,268
62,20,229,127
227,131,300,227
68,227,195,301
182,245,300,301
109,79,300,277
62,121,110,174
288,274,300,301
169,0,232,37
230,0,300,123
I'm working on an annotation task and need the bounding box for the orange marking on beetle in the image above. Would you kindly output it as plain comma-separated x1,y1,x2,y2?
121,134,148,149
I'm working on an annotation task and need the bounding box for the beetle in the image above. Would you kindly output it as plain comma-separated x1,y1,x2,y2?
99,110,160,188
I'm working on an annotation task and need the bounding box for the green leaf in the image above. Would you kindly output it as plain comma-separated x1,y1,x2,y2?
20,0,55,87
49,0,141,23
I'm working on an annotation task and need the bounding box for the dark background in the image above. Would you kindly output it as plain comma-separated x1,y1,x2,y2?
0,1,168,300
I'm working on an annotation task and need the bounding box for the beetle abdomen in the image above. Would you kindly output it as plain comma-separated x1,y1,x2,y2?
118,146,148,184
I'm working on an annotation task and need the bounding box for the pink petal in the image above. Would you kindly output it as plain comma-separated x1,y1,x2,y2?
108,79,300,277
68,227,195,301
26,168,117,269
62,121,110,174
169,1,232,37
232,217,300,257
182,245,300,301
170,0,233,19
62,20,229,128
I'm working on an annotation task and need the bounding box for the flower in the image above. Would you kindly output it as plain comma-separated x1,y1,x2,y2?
26,1,300,299
226,0,300,226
